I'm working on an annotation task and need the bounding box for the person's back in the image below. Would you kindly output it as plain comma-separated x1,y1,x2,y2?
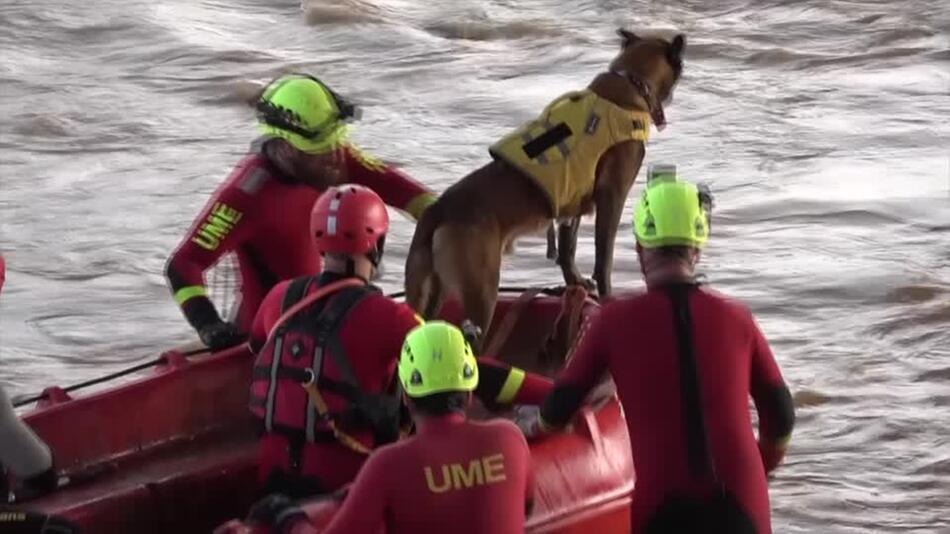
387,416,531,533
313,321,534,534
249,274,421,493
596,286,779,532
521,166,795,534
248,184,421,497
326,415,531,534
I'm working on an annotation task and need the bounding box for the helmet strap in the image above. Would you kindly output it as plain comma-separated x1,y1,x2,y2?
366,235,386,268
344,257,357,278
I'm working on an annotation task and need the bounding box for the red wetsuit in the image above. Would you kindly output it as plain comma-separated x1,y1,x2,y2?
166,141,434,334
249,273,550,497
316,413,533,534
540,283,795,534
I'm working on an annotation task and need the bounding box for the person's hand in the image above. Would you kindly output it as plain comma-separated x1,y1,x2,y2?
758,438,789,477
198,321,244,352
246,493,310,533
512,405,553,439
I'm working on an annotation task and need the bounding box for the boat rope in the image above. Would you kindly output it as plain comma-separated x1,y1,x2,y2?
11,284,589,409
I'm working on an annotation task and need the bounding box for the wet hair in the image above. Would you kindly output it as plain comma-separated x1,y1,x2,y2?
410,391,468,416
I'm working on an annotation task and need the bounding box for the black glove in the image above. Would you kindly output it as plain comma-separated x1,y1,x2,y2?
460,320,483,354
246,493,309,532
11,466,60,503
198,321,244,352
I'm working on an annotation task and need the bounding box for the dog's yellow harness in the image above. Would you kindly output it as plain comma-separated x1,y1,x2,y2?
489,89,652,218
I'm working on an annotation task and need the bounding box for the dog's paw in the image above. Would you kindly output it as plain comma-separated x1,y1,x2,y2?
566,276,597,294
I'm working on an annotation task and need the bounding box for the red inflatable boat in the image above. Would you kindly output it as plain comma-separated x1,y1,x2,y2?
13,289,635,533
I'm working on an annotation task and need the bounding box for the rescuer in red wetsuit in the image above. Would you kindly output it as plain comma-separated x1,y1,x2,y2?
246,185,550,502
243,321,534,534
517,166,796,534
165,72,435,351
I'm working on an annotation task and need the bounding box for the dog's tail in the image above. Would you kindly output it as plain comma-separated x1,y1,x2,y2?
404,203,442,318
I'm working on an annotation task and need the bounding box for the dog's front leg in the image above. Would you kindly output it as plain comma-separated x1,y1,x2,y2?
593,142,644,298
556,217,594,290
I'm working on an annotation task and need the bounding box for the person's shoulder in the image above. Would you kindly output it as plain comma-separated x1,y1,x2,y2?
260,279,294,312
220,153,279,197
597,289,652,318
472,418,529,446
267,279,294,300
365,433,417,469
363,293,422,320
697,286,754,317
349,293,422,341
342,144,389,173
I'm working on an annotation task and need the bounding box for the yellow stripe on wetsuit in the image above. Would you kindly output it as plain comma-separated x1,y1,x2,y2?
405,193,437,221
175,285,208,306
495,367,526,404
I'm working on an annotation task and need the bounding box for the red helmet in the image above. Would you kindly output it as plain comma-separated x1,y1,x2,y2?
310,184,389,260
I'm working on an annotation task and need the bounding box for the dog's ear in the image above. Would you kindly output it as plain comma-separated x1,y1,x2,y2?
616,28,639,48
668,34,686,59
666,34,686,77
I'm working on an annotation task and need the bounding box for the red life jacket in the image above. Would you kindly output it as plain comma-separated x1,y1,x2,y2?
249,275,403,450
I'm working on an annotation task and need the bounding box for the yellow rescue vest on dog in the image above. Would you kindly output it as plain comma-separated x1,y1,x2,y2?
489,90,651,218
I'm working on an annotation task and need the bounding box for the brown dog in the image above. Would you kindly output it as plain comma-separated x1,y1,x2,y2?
405,29,685,339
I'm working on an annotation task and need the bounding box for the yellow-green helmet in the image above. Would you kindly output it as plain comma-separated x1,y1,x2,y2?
399,321,479,398
255,73,357,154
634,164,712,248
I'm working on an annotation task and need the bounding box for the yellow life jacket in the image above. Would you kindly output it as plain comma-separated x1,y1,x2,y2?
489,90,652,218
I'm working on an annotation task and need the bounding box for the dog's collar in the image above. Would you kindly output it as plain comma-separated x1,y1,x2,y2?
609,69,666,130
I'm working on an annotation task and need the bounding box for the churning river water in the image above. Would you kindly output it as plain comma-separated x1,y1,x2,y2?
1,0,948,531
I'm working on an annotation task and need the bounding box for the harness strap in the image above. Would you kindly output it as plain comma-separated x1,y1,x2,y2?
260,276,368,436
259,275,398,455
281,276,314,313
252,366,310,382
541,284,590,369
251,366,369,400
261,276,315,433
483,287,543,358
267,422,337,444
269,277,367,341
301,285,376,444
302,378,373,455
312,288,370,385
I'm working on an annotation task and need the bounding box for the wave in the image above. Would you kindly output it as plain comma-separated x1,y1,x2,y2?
422,20,565,41
915,367,950,383
11,115,74,138
793,388,833,407
197,79,266,107
732,203,908,227
302,0,385,25
884,284,945,305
